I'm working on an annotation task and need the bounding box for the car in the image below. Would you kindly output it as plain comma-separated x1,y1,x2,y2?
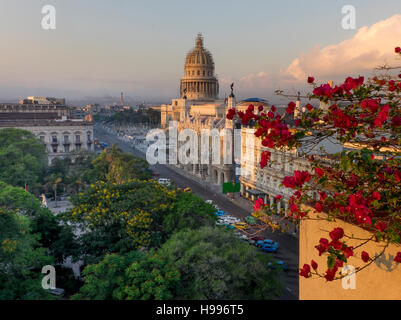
223,216,240,223
256,239,280,248
234,232,248,241
267,261,289,272
261,244,278,253
158,178,171,186
234,222,247,230
183,187,192,193
250,236,265,242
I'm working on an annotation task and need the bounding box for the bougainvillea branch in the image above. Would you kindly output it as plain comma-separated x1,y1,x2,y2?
227,46,401,281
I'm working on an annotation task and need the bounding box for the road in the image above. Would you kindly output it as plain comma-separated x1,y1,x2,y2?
94,124,299,300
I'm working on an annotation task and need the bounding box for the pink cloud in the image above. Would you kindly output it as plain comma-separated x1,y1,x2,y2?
285,14,401,81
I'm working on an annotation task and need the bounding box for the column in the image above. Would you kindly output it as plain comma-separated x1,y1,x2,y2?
270,195,274,207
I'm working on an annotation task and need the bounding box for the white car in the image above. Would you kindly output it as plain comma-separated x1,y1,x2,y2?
223,216,240,223
158,178,171,186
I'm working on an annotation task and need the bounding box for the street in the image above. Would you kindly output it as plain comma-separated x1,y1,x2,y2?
94,124,299,299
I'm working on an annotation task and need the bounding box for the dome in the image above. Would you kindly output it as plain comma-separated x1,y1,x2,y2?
180,34,219,100
185,35,215,68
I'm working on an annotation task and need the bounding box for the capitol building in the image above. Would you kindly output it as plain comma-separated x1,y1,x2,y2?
160,34,341,215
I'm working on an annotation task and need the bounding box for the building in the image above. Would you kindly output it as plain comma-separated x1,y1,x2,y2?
0,98,94,164
160,34,272,192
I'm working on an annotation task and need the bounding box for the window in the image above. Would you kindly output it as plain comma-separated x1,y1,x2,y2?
203,70,205,76
87,132,91,141
52,135,57,143
39,136,45,142
197,70,200,76
64,135,69,143
52,146,57,153
76,144,81,151
75,135,80,143
64,145,69,153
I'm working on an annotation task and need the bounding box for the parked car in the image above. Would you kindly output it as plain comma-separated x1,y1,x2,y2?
256,239,280,249
158,178,171,186
234,222,247,230
234,232,248,241
261,244,279,253
251,236,265,242
267,261,289,272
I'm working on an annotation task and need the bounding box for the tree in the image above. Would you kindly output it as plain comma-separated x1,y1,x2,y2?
0,128,47,190
65,179,216,263
73,251,180,300
0,182,76,264
82,145,152,183
0,208,54,300
228,46,401,281
154,226,282,300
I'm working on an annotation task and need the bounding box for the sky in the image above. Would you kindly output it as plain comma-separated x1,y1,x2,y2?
1,0,401,104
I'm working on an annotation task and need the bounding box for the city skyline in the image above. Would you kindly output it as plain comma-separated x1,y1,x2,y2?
1,0,401,103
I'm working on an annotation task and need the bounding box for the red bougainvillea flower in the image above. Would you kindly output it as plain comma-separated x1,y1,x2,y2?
329,227,344,241
253,198,264,212
324,266,338,282
315,238,330,256
314,167,325,178
258,105,264,112
394,252,401,263
315,202,323,213
275,195,282,201
286,101,296,114
361,251,370,263
375,221,387,232
283,171,312,189
307,76,315,84
306,104,314,111
311,260,318,270
226,108,236,120
319,191,327,201
299,264,311,278
313,83,333,98
395,47,401,53
342,246,354,259
260,151,271,169
392,115,401,127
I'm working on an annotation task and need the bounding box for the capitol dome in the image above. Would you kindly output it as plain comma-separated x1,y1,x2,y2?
180,34,219,100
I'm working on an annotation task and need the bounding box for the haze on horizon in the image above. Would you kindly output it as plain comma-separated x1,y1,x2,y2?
1,0,401,105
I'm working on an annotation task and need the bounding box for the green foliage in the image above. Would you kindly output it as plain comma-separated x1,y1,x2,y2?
0,182,77,264
65,179,216,263
0,208,54,300
73,251,179,300
82,145,151,184
155,226,282,300
0,128,47,189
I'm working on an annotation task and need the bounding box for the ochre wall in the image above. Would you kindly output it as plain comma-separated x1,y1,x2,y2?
299,210,401,300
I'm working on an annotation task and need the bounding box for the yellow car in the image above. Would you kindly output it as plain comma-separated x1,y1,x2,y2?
183,187,192,193
234,222,247,230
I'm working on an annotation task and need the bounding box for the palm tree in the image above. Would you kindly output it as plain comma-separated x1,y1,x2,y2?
45,174,63,208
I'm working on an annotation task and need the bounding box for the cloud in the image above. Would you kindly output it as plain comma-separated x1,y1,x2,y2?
285,14,401,81
232,14,401,99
